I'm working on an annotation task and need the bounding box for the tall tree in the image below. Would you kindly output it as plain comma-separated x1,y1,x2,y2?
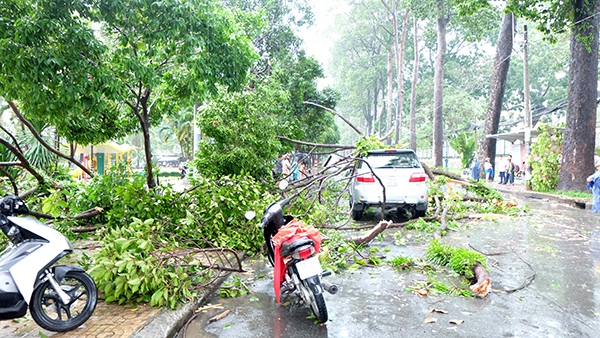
508,0,599,191
432,0,449,167
0,0,257,189
409,17,420,151
478,12,514,171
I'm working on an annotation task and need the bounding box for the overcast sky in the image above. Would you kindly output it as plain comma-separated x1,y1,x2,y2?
296,0,346,88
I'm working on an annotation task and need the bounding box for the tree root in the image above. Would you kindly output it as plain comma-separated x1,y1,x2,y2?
470,262,492,297
468,243,536,293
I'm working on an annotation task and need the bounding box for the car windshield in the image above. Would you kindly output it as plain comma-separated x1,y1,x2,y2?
361,153,420,169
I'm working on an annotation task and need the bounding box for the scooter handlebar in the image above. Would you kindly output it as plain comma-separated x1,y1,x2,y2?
0,195,29,216
278,192,299,208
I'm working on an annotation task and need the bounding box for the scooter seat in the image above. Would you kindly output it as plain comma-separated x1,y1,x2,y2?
279,237,314,257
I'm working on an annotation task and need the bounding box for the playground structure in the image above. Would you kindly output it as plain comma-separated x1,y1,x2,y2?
71,142,135,179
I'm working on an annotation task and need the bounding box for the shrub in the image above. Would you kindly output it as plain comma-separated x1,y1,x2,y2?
88,218,200,308
530,124,563,192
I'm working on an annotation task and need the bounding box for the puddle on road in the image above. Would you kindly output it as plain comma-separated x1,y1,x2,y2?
445,196,600,320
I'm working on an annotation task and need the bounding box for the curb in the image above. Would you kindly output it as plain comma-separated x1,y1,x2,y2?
495,185,592,210
130,285,219,338
131,254,245,338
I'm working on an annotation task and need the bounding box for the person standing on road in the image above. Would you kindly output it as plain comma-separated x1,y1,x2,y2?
586,157,600,213
471,158,481,181
497,155,506,184
484,157,493,182
506,155,515,185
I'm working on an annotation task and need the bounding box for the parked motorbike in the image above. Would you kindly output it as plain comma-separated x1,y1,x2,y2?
258,190,338,323
0,195,98,332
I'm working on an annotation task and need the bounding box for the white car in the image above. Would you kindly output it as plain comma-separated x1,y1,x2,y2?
349,149,428,220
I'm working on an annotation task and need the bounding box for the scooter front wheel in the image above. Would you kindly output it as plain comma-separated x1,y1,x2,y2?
29,270,98,332
299,276,328,323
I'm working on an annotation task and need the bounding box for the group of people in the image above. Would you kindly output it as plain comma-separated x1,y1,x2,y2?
497,154,519,185
272,153,309,182
470,154,522,185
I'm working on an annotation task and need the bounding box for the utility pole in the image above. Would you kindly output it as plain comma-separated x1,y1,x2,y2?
523,25,532,190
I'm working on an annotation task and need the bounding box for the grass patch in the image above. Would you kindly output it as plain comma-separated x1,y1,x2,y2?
389,255,415,270
425,240,486,279
548,189,592,199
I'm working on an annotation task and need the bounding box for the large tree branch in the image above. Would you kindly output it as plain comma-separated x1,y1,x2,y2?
0,135,46,185
0,167,19,195
304,101,364,135
7,101,94,177
0,124,24,154
276,135,355,149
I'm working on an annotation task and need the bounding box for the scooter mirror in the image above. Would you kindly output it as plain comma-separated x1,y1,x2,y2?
278,180,289,190
244,211,256,220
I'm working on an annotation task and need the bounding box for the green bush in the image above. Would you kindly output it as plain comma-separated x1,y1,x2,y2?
88,218,198,308
530,124,563,192
185,174,272,252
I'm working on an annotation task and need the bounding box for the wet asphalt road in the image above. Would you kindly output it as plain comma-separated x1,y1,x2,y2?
180,195,600,338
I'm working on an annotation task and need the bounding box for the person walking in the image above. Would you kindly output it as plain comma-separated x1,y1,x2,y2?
497,155,506,184
587,157,600,213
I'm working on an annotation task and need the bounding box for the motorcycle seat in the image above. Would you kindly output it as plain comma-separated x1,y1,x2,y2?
279,237,314,257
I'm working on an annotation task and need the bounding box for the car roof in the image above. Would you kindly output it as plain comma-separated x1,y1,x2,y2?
366,149,416,155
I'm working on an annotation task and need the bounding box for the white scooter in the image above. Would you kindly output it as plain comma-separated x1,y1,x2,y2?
0,195,97,332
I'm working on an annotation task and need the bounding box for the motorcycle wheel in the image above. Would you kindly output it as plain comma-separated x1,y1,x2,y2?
298,275,328,323
29,270,98,332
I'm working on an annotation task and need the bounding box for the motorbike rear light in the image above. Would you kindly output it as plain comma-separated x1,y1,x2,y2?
356,173,375,183
409,172,427,182
292,246,315,260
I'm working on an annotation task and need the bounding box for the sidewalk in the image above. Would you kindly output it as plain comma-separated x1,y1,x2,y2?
0,275,221,338
492,178,592,210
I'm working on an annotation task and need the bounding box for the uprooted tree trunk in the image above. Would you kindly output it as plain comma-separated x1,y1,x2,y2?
470,261,492,297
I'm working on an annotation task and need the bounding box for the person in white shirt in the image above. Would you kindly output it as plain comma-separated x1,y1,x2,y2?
484,157,493,182
497,155,506,184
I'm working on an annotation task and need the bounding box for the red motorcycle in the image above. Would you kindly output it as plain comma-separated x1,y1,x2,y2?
258,193,338,323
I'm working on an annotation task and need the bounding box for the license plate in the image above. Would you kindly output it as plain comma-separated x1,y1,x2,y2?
387,177,398,186
295,256,322,280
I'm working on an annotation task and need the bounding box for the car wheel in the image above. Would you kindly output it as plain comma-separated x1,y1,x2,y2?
351,206,364,221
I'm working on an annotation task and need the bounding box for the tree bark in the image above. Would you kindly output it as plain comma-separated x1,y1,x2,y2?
394,8,410,145
409,17,419,151
135,88,157,189
478,12,514,175
352,220,392,245
386,46,394,144
432,2,447,167
558,0,599,191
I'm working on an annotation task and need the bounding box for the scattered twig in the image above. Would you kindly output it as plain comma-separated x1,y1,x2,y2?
433,204,450,239
468,244,513,256
502,248,536,293
351,220,392,245
208,309,230,323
